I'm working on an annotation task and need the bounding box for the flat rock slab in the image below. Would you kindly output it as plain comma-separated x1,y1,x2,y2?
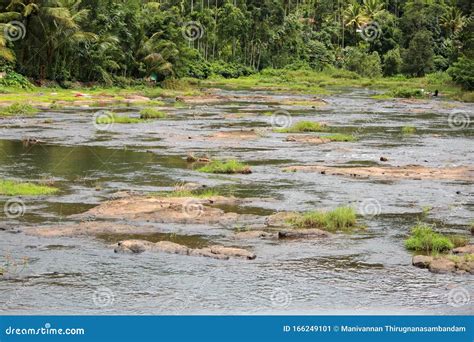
453,245,474,255
285,135,331,145
71,196,257,225
282,165,474,181
114,239,256,260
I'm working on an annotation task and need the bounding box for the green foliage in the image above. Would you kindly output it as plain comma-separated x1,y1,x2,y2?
401,126,417,135
448,56,474,90
0,103,38,116
383,48,402,76
325,134,357,142
402,30,435,77
405,224,455,253
344,47,382,78
139,108,166,119
0,180,58,196
391,88,424,98
198,160,251,174
0,72,33,89
275,121,328,133
96,114,142,125
288,206,358,232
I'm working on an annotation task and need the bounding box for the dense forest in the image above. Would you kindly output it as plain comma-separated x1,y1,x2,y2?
0,0,473,89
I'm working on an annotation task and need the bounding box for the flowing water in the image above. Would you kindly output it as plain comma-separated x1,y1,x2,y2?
0,89,472,314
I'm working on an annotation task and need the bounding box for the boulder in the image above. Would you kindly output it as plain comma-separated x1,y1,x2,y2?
428,258,456,274
234,230,276,239
209,245,256,260
412,255,433,268
453,245,474,255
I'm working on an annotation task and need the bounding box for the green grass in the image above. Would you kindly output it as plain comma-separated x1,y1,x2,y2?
152,188,220,198
401,125,417,135
139,108,167,119
288,206,358,232
0,103,38,116
324,133,356,142
404,224,458,253
96,113,142,124
197,160,252,174
0,180,59,196
275,121,328,133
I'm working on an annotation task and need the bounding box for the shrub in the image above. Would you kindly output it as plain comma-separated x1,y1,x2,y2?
401,30,434,77
383,48,402,76
0,103,38,116
324,134,356,142
0,71,33,89
391,88,423,98
96,113,142,124
448,56,474,90
209,61,254,78
288,206,358,232
405,224,454,253
343,47,382,78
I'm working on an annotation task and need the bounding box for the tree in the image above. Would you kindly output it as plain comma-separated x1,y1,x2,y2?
383,47,402,76
402,29,434,77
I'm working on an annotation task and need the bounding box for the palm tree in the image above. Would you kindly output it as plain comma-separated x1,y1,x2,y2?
441,7,466,36
137,32,178,79
344,1,368,34
363,0,384,19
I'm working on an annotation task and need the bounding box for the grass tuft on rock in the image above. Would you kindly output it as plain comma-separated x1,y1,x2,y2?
288,206,358,232
0,180,59,196
0,103,38,116
275,121,328,133
401,125,416,135
139,108,167,119
153,188,220,198
197,160,251,174
404,224,461,253
96,113,142,124
324,133,356,142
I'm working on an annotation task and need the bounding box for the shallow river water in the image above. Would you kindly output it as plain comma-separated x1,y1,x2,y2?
0,88,472,314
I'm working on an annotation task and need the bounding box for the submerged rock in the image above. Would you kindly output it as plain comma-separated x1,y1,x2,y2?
114,239,255,260
285,135,331,145
428,258,456,274
278,229,330,239
282,165,474,181
234,230,276,239
453,245,474,255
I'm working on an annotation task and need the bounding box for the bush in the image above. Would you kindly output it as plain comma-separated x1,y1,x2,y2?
197,160,251,174
209,61,254,78
343,47,382,78
402,30,434,77
139,108,166,119
391,87,423,98
0,71,33,89
383,48,402,76
448,56,474,90
405,224,454,253
0,103,38,116
275,121,328,133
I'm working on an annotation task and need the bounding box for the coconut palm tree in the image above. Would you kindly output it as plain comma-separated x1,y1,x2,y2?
440,6,466,36
363,0,384,19
344,1,368,34
137,32,178,79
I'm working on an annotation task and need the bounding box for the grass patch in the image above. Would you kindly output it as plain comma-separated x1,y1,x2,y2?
197,160,251,174
401,125,416,135
275,121,328,133
152,188,220,198
390,88,424,98
0,103,38,116
404,224,460,253
288,206,358,232
325,133,356,142
140,108,167,119
0,180,59,196
96,113,142,124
